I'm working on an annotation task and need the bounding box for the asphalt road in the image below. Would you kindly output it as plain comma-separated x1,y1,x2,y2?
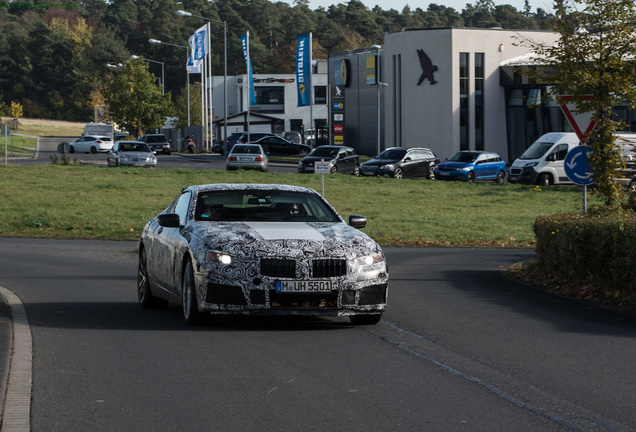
1,239,636,431
6,136,299,172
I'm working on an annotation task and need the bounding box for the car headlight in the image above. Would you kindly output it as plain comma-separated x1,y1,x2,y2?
380,164,393,170
524,162,538,168
206,251,232,265
298,161,303,167
348,252,386,281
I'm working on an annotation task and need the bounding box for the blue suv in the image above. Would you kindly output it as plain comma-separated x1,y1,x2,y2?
434,151,506,183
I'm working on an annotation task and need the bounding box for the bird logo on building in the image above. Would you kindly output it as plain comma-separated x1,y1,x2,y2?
417,49,438,85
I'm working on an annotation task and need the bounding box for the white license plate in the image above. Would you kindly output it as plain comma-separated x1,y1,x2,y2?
239,157,255,161
276,280,332,292
439,171,449,176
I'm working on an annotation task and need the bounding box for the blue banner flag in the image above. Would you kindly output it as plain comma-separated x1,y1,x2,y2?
296,34,312,107
187,24,208,73
240,32,256,105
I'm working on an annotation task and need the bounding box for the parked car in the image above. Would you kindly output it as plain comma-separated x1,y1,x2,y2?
68,135,113,154
360,147,439,179
214,132,278,155
298,145,360,175
137,183,389,325
138,134,171,155
434,151,507,182
107,141,157,168
249,136,311,156
226,144,268,172
282,131,303,143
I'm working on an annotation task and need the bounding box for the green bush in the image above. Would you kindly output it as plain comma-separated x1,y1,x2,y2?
534,211,636,296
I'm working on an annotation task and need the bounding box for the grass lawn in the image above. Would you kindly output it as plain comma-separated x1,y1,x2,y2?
0,164,603,246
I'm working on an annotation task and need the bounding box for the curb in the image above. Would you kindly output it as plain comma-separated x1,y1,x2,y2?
0,286,32,432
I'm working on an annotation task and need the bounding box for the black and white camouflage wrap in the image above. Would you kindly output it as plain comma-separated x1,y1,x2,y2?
140,184,388,318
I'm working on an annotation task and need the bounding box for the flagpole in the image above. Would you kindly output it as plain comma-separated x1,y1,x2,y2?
207,22,212,151
246,31,251,142
309,32,314,147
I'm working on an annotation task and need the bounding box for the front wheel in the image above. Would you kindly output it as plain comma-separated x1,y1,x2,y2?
394,167,403,179
182,259,201,325
466,172,475,182
349,313,382,325
330,165,338,174
629,180,636,192
538,173,551,187
428,165,435,180
69,145,75,154
90,146,97,154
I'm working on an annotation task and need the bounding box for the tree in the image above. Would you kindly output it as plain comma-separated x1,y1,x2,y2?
174,82,202,129
527,0,636,210
105,59,174,137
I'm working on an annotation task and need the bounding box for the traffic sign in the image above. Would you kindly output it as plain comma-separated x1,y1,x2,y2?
564,145,593,185
315,161,331,174
558,95,596,143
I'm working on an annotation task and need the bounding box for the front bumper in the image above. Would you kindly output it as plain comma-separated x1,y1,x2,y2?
148,144,171,154
434,169,467,181
507,166,538,184
193,257,389,316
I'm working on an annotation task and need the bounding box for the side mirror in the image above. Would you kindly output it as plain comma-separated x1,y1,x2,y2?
157,213,181,228
546,153,556,162
348,215,367,229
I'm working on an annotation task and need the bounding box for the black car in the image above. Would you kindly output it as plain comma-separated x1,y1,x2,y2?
298,145,360,175
138,134,171,155
360,147,439,179
249,136,311,156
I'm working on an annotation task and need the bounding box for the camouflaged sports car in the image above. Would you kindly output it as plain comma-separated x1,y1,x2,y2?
137,184,388,325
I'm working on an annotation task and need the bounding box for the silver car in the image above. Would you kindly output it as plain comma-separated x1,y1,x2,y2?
107,141,157,168
226,144,268,172
137,184,389,325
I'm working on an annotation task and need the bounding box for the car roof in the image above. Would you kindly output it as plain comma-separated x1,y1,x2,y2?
186,183,319,195
117,140,145,144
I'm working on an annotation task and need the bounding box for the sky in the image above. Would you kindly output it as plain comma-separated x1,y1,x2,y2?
296,0,555,13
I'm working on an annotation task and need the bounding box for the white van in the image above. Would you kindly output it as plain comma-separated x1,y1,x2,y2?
508,132,581,186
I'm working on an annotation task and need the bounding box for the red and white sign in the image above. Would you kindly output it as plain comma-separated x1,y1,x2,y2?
333,124,344,134
557,95,596,143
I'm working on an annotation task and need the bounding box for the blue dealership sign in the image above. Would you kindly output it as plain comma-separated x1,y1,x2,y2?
564,145,593,185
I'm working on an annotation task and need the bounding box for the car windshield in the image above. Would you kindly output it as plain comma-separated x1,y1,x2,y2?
447,152,479,163
232,145,262,154
120,143,150,152
146,135,167,143
519,141,554,160
195,190,339,223
376,149,406,160
309,147,338,157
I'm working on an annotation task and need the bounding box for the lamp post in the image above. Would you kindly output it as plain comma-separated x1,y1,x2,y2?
131,55,165,94
176,9,228,150
149,39,191,127
371,45,385,156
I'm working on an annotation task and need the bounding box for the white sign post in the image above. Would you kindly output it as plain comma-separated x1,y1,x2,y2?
314,160,331,196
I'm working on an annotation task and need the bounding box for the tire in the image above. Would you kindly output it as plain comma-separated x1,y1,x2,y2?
495,170,505,183
182,259,201,325
330,165,338,174
538,173,551,187
349,313,382,325
137,248,169,309
466,172,475,182
629,180,636,192
394,167,403,179
353,165,360,176
69,145,75,154
90,146,97,154
428,165,435,180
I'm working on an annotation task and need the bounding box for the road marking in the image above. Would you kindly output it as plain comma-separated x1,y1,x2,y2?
0,285,32,432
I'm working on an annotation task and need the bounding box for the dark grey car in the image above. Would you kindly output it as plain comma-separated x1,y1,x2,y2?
298,145,360,175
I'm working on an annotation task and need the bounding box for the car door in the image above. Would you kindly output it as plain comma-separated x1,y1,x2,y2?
549,144,570,181
336,149,350,173
74,137,89,152
401,150,422,178
146,191,192,296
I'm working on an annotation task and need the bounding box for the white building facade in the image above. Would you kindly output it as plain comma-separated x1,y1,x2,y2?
329,28,564,161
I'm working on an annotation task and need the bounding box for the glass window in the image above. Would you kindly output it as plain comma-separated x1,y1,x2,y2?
314,86,326,104
174,192,192,224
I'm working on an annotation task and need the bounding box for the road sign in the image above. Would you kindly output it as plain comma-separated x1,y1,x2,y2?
564,145,593,185
315,161,331,174
558,95,596,143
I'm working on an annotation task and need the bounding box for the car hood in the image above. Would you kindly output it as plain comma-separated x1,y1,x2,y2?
186,221,381,259
119,151,154,157
361,158,399,167
438,161,471,169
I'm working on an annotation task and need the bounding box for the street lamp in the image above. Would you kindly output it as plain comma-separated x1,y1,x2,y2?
149,38,191,127
176,9,228,151
131,55,165,94
371,45,387,156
